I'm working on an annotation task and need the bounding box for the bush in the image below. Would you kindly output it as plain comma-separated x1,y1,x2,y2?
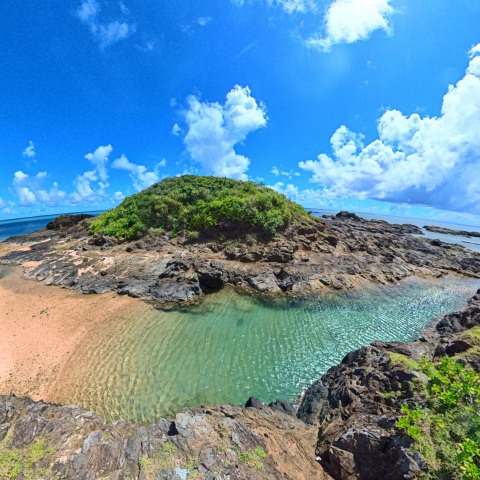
90,175,311,241
396,357,480,479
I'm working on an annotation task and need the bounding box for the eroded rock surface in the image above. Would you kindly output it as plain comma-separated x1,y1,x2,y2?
1,213,479,307
0,396,326,480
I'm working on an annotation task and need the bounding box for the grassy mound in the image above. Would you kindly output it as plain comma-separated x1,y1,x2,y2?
90,175,312,241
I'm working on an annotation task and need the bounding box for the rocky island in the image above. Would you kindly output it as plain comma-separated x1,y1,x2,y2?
0,176,479,479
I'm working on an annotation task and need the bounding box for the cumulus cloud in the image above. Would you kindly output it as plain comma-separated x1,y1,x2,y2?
114,191,125,202
307,0,395,51
178,85,267,180
77,0,135,49
22,140,36,159
112,154,165,191
299,44,480,215
271,166,301,178
232,0,316,14
72,145,112,203
12,171,66,207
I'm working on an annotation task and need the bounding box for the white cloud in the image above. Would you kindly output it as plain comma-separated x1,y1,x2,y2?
12,171,66,207
97,21,134,48
197,17,212,26
72,145,113,203
114,191,125,202
119,1,130,15
271,166,300,178
178,85,267,180
84,144,111,183
232,0,316,14
77,0,100,22
77,0,135,49
112,154,165,191
22,140,36,159
299,45,480,215
172,123,182,136
307,0,395,52
274,0,317,13
0,197,15,214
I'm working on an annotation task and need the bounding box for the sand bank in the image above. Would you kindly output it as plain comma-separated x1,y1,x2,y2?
0,265,139,401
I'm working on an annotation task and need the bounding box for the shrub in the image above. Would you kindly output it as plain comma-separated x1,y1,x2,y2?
396,357,480,479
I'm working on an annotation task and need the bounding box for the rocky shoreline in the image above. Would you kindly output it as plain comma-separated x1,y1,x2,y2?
1,212,479,307
424,225,480,238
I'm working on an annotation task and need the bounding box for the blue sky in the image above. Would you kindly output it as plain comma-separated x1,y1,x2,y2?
1,0,480,225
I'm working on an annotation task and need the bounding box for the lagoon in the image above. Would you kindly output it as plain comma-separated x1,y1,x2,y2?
51,276,478,422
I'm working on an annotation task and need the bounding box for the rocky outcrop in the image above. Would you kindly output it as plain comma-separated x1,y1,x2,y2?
424,225,480,238
0,395,325,480
297,289,480,480
1,213,479,307
46,214,93,230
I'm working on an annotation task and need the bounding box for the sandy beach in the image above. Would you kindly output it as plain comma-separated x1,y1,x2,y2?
0,263,139,402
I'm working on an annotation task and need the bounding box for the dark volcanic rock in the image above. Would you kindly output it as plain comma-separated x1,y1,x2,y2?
2,213,480,306
197,260,226,291
424,225,480,238
46,214,93,230
335,211,362,221
245,396,264,409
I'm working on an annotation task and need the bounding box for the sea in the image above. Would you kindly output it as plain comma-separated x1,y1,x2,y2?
1,209,480,422
0,211,103,242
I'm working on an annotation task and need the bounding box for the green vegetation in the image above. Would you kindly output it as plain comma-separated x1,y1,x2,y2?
0,437,54,480
396,357,480,479
139,441,181,479
239,447,267,470
90,175,312,241
388,352,420,371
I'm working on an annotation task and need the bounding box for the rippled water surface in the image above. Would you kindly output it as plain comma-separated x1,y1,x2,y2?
53,277,478,422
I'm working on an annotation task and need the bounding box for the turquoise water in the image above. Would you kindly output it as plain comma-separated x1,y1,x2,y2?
53,276,479,423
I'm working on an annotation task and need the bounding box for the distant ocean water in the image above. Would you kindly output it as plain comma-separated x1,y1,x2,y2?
1,209,480,252
0,212,102,242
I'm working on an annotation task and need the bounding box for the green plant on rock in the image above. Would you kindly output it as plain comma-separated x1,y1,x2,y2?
239,447,267,470
0,437,54,480
139,441,181,479
395,357,480,479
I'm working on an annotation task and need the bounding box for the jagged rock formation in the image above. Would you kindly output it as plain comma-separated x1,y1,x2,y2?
0,395,325,480
46,214,93,231
1,214,479,307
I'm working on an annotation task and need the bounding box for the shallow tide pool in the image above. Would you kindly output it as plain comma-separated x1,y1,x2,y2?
52,276,479,422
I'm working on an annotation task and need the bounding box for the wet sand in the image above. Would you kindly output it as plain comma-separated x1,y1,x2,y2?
0,265,140,401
